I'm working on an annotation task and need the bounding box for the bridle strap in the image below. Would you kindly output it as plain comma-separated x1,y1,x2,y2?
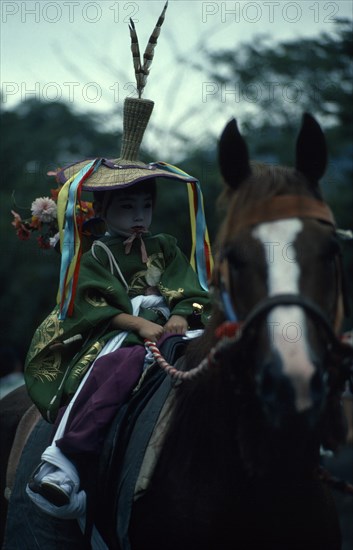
232,195,336,232
238,293,353,360
241,293,332,339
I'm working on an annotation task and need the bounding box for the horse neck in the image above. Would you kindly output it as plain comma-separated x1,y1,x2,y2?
153,367,246,498
162,317,324,483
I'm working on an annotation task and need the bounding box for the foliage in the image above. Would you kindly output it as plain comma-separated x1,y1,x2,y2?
201,19,352,134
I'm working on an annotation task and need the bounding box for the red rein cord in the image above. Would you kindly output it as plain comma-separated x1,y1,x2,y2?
144,321,242,381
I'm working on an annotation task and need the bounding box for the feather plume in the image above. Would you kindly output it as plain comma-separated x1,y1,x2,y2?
129,1,168,98
129,19,143,97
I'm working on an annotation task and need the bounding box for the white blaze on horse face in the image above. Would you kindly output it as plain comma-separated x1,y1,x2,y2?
252,219,315,412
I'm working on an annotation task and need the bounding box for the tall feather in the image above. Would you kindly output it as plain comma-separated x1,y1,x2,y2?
129,1,168,98
129,19,143,97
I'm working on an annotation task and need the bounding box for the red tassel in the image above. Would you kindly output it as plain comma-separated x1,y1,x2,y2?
215,321,242,340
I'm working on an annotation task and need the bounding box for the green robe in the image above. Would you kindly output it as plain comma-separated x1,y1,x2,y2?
25,233,210,422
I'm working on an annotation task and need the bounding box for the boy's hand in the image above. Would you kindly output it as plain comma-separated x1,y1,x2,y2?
163,315,188,335
137,319,164,342
112,313,163,342
111,312,187,342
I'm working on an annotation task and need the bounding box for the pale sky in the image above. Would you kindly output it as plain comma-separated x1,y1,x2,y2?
1,0,352,158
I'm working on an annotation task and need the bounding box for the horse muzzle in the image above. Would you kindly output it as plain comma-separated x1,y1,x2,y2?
256,344,328,429
218,292,353,424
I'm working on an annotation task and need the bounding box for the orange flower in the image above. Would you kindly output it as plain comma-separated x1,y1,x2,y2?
11,210,23,229
79,201,94,217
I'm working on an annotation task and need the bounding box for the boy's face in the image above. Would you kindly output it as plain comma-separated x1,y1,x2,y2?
105,191,153,234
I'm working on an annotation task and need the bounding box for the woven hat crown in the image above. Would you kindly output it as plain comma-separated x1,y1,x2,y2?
119,97,154,161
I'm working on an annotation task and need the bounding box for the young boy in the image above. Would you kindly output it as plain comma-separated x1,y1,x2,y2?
25,2,212,516
27,178,210,511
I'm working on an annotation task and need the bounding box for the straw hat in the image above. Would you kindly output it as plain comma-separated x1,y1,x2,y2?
57,2,194,190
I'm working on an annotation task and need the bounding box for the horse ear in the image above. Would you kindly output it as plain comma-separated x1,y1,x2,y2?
218,118,251,190
295,113,327,184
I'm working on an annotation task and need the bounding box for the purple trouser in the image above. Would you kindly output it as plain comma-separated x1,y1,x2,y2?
55,345,146,455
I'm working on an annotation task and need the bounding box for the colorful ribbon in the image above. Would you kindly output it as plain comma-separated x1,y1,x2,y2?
57,159,102,319
153,162,213,290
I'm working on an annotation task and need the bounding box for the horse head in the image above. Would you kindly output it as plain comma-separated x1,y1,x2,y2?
214,114,351,442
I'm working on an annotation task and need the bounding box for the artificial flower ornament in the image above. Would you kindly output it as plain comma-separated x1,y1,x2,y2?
11,178,96,250
31,197,57,223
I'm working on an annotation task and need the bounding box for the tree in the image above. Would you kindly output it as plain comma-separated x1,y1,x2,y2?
199,19,352,134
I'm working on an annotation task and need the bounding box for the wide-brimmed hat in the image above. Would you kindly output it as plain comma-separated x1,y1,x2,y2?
57,96,196,189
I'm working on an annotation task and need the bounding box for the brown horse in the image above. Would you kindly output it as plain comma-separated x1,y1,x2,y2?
2,114,352,550
125,114,352,550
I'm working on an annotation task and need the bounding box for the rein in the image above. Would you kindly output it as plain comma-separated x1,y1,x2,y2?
144,339,224,381
144,322,245,381
145,314,353,384
144,335,353,497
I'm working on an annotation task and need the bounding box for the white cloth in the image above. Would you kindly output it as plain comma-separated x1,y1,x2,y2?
26,445,86,519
